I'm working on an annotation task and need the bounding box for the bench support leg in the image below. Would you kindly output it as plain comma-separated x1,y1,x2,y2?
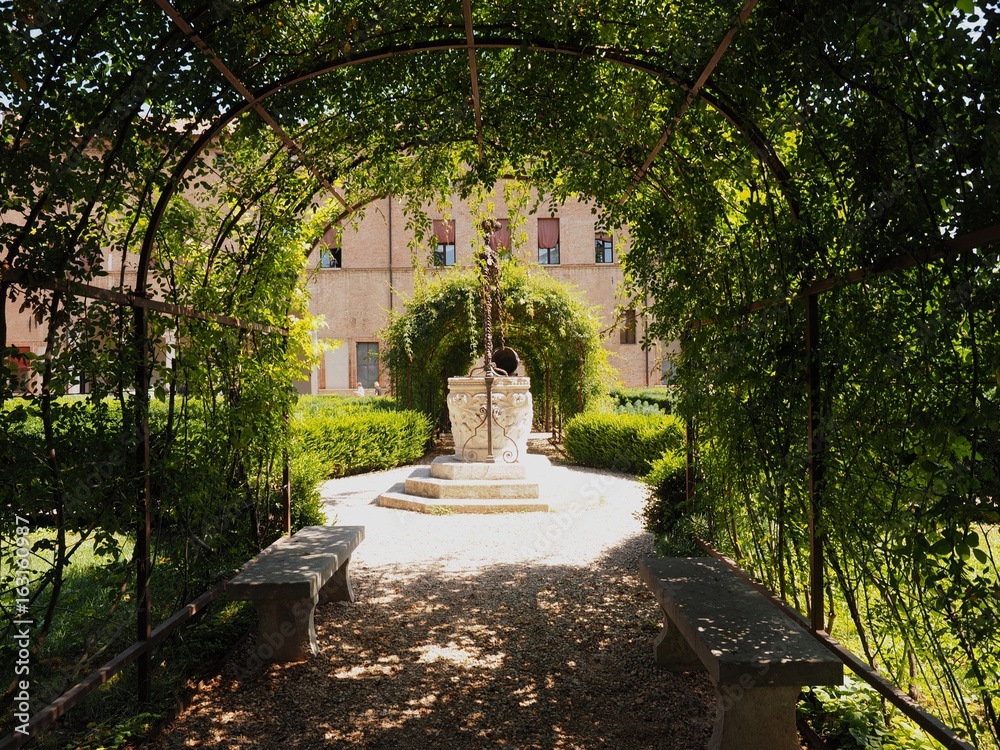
319,557,355,604
653,609,703,672
709,684,801,750
252,595,319,662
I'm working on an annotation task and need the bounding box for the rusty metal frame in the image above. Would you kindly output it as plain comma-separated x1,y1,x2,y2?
688,222,1000,331
681,222,998,750
0,583,225,750
152,0,351,211
4,6,991,746
134,35,799,310
805,291,825,633
462,0,485,160
622,0,759,203
0,268,287,335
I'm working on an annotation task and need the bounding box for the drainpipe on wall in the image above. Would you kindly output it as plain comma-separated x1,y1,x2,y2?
644,314,650,386
388,195,394,312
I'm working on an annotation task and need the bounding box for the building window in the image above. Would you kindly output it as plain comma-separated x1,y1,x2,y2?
356,342,380,389
433,219,456,266
620,308,637,345
8,346,31,391
595,233,613,263
489,218,511,253
537,218,560,265
660,357,676,384
320,245,342,269
319,226,342,268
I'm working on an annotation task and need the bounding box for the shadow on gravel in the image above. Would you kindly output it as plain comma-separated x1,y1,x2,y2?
153,535,715,750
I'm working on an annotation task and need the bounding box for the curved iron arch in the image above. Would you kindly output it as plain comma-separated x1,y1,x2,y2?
138,36,797,295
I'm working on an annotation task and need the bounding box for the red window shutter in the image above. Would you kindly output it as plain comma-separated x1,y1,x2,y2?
433,219,456,244
537,218,559,249
8,346,31,372
490,218,511,250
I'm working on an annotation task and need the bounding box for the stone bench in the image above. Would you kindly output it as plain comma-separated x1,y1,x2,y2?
639,557,843,750
227,525,365,662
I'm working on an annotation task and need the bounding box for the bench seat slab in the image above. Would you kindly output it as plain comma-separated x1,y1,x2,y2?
277,525,365,556
228,553,340,600
639,557,842,687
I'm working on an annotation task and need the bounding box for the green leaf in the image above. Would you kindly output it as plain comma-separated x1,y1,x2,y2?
931,538,953,556
956,0,975,13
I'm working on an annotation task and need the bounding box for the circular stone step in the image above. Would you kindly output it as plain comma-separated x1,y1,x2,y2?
377,491,550,514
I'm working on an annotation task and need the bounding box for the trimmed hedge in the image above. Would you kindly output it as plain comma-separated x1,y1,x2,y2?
563,411,684,475
0,397,328,534
641,449,688,537
294,408,432,478
295,394,403,418
609,387,680,415
2,396,433,524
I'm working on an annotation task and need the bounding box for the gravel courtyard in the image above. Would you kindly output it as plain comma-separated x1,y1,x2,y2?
148,456,717,749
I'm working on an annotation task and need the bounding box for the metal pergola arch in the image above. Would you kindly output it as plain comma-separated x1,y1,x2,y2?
3,2,998,748
136,36,795,292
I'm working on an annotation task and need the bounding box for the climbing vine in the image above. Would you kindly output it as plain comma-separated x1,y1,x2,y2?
2,0,999,745
380,257,611,427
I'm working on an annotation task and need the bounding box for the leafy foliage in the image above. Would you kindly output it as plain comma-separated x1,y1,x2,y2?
610,387,679,415
294,402,432,478
799,678,940,750
640,449,688,537
614,399,665,416
380,258,611,426
563,411,683,475
2,0,1000,745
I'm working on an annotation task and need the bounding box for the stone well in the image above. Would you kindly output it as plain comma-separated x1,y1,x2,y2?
446,376,533,462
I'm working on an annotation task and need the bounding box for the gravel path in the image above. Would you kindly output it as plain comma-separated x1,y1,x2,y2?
148,456,717,749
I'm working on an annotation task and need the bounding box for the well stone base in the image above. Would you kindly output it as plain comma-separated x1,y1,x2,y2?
430,455,529,480
377,455,551,514
377,492,549,514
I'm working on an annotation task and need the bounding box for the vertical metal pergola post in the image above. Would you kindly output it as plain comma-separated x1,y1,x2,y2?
282,441,292,534
132,303,153,704
685,418,695,503
805,291,825,633
681,329,695,505
282,334,292,535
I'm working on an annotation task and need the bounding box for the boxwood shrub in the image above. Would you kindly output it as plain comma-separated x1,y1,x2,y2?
563,411,684,475
641,449,688,536
609,386,679,415
294,408,432,478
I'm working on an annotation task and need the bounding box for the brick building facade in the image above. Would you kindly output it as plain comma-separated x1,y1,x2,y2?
5,188,670,396
303,189,669,395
